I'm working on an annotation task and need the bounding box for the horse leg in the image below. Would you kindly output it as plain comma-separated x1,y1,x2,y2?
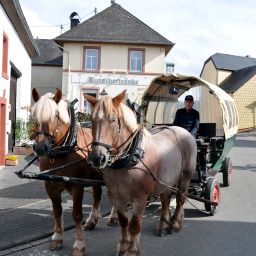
116,209,130,256
170,172,191,232
157,192,171,237
46,186,64,251
84,186,102,231
72,187,86,256
117,198,147,256
108,206,119,226
170,190,185,232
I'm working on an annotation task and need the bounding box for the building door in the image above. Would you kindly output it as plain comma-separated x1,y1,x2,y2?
8,75,17,151
0,97,7,165
9,63,22,152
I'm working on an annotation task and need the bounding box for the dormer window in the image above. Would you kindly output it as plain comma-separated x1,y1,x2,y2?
83,46,100,71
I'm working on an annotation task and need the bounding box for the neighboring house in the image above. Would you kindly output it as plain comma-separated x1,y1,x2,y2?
0,0,39,165
32,39,63,96
53,2,174,113
201,53,256,130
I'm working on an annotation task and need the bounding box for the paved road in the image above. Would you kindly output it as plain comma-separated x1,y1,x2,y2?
1,130,256,256
0,155,112,254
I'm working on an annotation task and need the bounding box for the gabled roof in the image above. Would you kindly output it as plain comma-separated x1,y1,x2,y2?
0,0,39,57
54,3,174,55
204,53,256,71
219,65,256,93
32,39,63,66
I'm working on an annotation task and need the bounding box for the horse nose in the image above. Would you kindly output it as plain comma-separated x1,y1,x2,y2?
33,142,50,156
89,151,107,168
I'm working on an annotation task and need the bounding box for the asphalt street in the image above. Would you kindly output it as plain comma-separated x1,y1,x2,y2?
1,130,256,256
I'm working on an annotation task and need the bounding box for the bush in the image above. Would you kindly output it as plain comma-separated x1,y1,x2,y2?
15,117,35,146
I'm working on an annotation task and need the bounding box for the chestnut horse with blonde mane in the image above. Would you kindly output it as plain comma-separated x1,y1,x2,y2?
31,89,116,256
84,91,197,256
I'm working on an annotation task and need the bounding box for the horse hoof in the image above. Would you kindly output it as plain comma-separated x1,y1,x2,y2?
83,222,96,231
72,247,87,256
108,217,119,226
49,240,63,250
116,252,126,256
170,220,182,232
158,229,170,237
127,249,140,256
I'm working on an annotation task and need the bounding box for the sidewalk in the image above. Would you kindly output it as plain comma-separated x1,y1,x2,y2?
0,155,112,253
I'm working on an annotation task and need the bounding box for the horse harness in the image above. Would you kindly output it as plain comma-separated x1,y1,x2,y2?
33,99,79,158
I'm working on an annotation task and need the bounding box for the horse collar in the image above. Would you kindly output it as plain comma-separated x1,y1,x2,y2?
48,99,78,157
109,126,144,169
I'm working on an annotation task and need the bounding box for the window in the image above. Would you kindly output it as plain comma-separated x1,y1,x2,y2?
83,47,100,70
128,49,144,73
2,32,9,79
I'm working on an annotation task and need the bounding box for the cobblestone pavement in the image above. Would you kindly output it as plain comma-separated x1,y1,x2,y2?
0,155,112,254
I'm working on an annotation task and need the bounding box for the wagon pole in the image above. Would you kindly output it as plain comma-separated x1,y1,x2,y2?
18,172,105,187
15,154,38,178
14,156,105,187
187,193,218,207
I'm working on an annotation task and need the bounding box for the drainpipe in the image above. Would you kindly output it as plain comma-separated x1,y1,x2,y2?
55,43,71,100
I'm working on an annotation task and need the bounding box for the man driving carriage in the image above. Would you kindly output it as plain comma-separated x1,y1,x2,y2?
173,95,200,138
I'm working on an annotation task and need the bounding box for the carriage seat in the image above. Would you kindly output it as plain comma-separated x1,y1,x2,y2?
196,123,216,151
197,123,216,139
195,138,210,149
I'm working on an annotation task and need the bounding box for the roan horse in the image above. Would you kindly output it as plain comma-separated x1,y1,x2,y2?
31,88,112,256
84,91,197,256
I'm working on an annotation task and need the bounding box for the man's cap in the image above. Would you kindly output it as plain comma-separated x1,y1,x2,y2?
185,95,194,101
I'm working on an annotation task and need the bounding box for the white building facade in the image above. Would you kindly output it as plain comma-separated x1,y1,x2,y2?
0,0,38,165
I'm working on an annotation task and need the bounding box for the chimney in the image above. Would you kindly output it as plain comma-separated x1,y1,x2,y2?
69,12,80,29
111,0,116,4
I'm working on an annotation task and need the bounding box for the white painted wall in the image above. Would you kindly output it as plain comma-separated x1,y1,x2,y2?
63,42,166,73
61,42,166,107
32,66,62,96
0,4,33,152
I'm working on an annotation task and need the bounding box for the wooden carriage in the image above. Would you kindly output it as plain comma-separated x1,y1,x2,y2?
141,73,239,214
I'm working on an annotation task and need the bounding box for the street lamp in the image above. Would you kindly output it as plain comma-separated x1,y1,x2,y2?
100,89,108,96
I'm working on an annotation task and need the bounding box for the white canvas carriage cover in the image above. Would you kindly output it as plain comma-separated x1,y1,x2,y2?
141,73,239,139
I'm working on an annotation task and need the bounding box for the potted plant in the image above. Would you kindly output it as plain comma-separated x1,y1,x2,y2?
13,117,34,155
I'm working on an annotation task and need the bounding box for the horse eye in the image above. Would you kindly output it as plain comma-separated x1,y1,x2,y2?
110,117,116,123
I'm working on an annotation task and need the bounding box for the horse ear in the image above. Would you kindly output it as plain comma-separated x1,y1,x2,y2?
84,93,97,106
113,90,126,107
53,89,62,104
32,88,40,102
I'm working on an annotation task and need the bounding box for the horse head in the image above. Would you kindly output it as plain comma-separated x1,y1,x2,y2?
31,88,71,156
84,90,139,169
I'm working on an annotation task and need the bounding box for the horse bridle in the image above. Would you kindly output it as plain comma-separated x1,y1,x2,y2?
91,113,142,167
91,115,121,153
33,118,62,154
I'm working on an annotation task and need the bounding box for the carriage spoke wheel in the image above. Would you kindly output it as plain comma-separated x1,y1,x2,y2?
204,177,220,215
222,157,232,187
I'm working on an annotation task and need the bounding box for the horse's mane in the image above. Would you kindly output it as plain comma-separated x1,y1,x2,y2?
31,93,70,124
93,96,138,133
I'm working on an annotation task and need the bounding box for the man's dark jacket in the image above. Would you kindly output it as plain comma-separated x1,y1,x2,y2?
173,108,200,137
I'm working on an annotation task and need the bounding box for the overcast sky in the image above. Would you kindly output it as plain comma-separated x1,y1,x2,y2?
19,0,256,75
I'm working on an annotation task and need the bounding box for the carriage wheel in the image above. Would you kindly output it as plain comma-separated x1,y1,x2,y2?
222,157,232,187
204,177,220,215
